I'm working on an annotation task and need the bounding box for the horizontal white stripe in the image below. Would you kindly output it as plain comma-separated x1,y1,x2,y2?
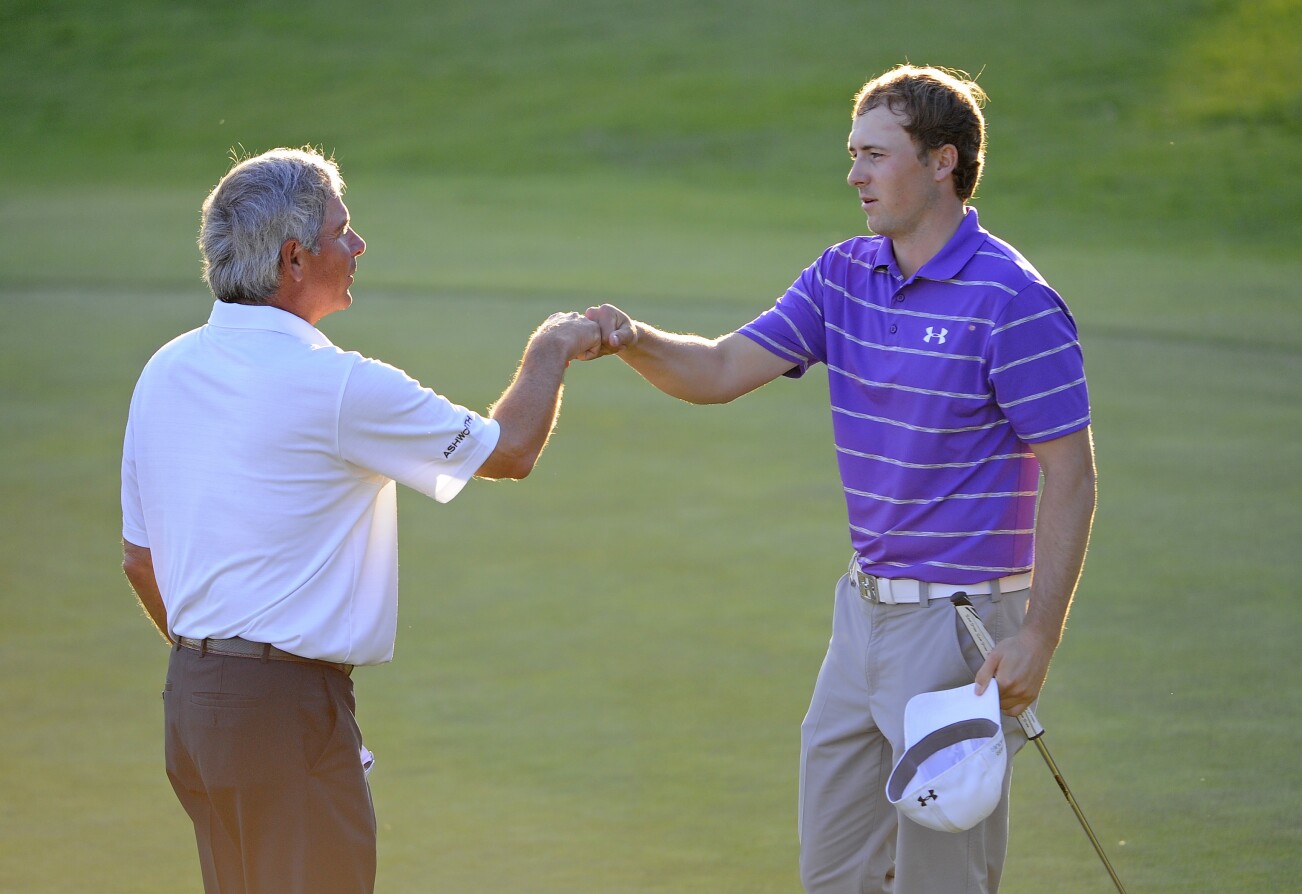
992,306,1062,335
836,445,1032,469
831,245,879,271
829,363,991,400
787,285,821,318
989,340,1078,375
828,322,983,362
822,278,995,326
850,523,1032,538
771,306,816,356
831,404,1010,435
739,326,807,365
999,377,1086,409
844,487,1039,505
920,559,1034,574
1022,416,1091,442
936,276,1019,296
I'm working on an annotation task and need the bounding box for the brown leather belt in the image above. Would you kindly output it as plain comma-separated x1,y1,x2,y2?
176,636,354,677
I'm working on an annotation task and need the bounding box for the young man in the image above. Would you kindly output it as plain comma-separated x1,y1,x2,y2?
121,147,601,893
586,65,1096,893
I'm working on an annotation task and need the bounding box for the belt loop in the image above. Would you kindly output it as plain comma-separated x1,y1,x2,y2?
260,643,272,663
918,580,931,607
198,637,208,657
990,576,1003,603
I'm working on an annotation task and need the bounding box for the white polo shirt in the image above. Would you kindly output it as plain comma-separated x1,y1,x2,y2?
121,301,500,665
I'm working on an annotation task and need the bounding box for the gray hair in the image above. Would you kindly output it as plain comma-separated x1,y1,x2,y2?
198,147,344,304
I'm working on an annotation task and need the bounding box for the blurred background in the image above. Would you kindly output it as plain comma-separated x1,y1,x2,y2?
2,1,1299,891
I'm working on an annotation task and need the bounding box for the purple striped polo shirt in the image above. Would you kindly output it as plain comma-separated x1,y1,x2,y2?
739,208,1090,584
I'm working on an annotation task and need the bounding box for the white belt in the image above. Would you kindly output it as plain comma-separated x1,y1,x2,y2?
851,565,1032,605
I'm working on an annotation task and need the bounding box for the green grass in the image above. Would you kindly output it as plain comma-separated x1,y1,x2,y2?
3,0,1302,891
4,0,1300,254
3,275,1299,892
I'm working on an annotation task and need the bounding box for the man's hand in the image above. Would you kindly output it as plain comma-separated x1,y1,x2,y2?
583,304,638,357
974,626,1056,718
532,311,603,362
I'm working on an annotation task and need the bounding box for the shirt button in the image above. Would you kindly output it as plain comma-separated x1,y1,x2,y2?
889,324,898,334
893,295,904,303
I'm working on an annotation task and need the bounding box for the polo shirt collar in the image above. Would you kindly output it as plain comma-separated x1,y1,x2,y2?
871,206,988,282
918,206,987,281
207,300,334,348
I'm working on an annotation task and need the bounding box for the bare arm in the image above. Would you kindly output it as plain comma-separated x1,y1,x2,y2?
475,312,601,480
122,540,171,644
584,304,795,404
975,426,1097,716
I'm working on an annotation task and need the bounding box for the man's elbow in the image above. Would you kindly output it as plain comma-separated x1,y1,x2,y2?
475,445,541,481
492,457,537,480
122,542,150,578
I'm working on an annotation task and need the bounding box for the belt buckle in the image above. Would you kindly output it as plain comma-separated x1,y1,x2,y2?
859,571,883,603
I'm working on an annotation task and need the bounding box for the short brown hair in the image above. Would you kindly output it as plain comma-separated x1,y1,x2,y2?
853,65,988,201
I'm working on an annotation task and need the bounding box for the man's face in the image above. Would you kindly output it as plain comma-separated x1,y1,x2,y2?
846,104,942,242
301,193,366,321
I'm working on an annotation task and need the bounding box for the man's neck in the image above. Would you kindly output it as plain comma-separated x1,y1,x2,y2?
892,203,966,280
268,287,328,328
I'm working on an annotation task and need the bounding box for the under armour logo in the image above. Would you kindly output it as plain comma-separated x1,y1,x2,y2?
917,789,939,807
924,327,948,345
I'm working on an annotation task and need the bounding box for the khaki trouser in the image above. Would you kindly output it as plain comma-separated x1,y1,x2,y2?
798,572,1032,894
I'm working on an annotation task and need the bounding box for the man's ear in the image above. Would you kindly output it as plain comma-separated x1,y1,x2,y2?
932,144,959,183
280,239,306,283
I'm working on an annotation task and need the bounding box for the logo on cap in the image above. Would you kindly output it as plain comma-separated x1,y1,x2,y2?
885,681,1008,833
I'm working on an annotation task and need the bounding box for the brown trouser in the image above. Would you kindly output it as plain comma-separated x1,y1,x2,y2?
163,645,376,893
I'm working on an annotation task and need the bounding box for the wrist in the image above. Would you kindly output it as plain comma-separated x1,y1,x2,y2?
1019,618,1062,652
525,330,572,365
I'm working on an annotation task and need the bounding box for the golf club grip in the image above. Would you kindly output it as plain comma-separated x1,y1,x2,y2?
953,602,1046,739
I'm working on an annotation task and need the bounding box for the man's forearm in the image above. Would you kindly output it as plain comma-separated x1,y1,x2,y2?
1024,435,1097,648
475,311,601,480
123,541,171,644
621,327,796,405
479,339,570,479
585,304,794,403
614,325,729,403
975,430,1096,715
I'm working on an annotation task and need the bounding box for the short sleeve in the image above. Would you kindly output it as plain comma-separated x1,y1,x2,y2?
338,356,500,503
120,402,150,546
988,283,1091,443
737,251,832,377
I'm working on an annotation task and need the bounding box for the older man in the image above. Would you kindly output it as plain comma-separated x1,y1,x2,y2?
121,147,600,893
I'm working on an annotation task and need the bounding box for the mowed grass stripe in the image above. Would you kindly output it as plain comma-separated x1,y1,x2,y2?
1,285,1298,891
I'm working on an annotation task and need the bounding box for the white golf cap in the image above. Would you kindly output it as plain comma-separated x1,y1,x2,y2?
885,680,1007,833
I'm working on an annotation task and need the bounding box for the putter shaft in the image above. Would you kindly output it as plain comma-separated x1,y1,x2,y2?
951,595,1128,894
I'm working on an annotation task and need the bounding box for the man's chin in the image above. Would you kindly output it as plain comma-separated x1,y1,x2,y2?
317,293,353,323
